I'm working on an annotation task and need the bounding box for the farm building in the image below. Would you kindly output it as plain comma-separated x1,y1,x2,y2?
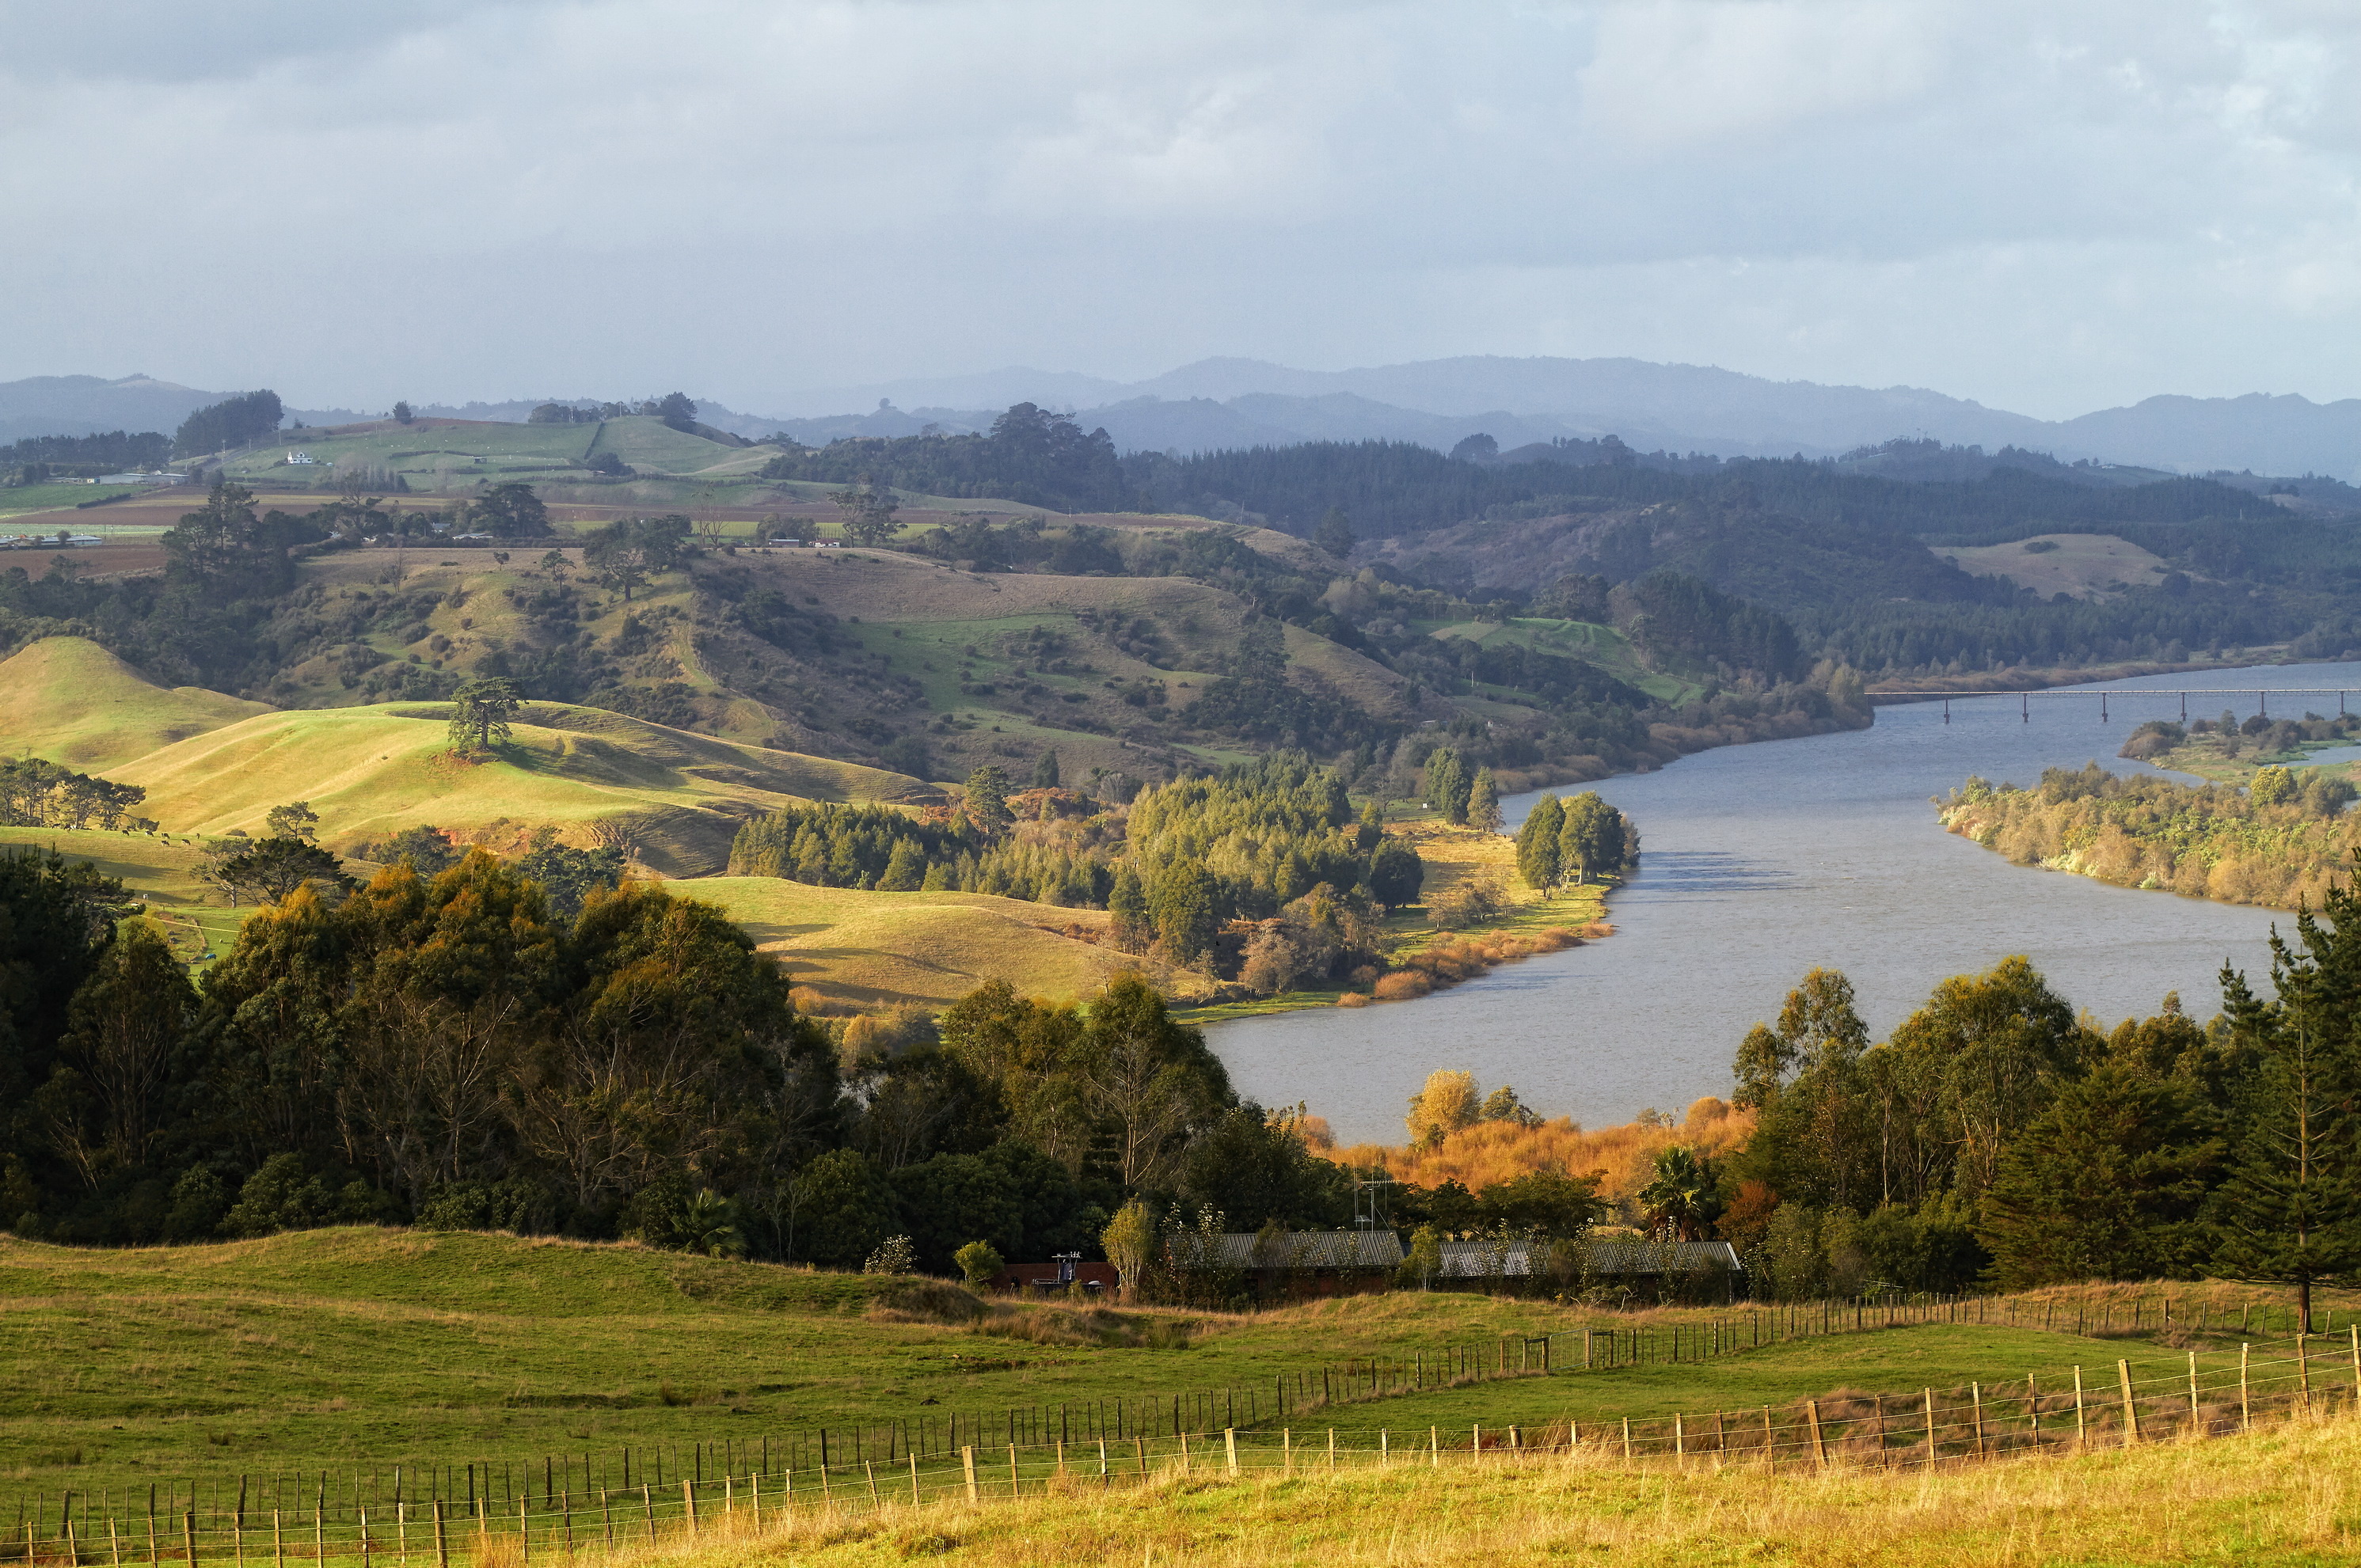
1428,1237,1743,1302
1169,1229,1405,1300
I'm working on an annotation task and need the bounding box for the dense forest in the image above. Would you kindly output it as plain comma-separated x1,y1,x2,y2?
1713,910,2361,1323
0,429,172,480
762,404,1134,513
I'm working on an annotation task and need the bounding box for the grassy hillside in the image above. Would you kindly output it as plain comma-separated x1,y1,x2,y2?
678,875,1216,1007
107,700,918,875
0,1228,2319,1502
0,636,271,770
663,1419,2361,1566
1428,615,1701,704
0,826,251,962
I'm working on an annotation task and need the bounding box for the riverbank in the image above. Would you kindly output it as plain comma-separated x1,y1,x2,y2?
1865,647,2300,702
1178,814,1613,1024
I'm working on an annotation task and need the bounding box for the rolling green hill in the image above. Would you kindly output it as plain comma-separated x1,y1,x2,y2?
678,875,1215,1006
0,636,272,769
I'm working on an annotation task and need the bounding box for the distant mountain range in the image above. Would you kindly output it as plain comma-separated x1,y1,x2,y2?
6,359,2360,480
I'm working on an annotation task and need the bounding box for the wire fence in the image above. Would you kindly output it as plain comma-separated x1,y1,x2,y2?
13,1327,2359,1565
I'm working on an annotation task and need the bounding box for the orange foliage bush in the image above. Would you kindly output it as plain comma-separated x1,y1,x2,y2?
1333,1097,1750,1208
1371,972,1431,1000
1336,992,1371,1008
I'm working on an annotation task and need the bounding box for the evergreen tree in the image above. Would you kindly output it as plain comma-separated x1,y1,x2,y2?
1032,750,1061,788
1108,864,1150,951
2209,890,2361,1328
392,401,414,425
1368,840,1424,910
1312,507,1355,559
1515,795,1564,892
1150,862,1217,965
1979,1055,2220,1289
878,837,926,891
1467,768,1501,832
448,677,525,751
1423,746,1470,823
962,765,1013,837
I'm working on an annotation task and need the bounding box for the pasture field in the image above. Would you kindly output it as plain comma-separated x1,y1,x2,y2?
1938,531,2177,601
0,484,139,518
674,876,1215,1007
0,636,272,771
660,1417,2361,1566
0,1228,2328,1506
216,419,759,489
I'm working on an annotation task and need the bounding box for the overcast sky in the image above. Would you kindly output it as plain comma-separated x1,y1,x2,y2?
5,0,2358,418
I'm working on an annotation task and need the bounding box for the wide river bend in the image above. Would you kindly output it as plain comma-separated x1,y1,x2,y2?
1206,663,2361,1147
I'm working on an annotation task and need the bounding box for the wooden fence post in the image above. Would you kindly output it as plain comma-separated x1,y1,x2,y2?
960,1448,976,1504
1621,1418,1632,1462
183,1514,197,1568
1224,1429,1238,1477
2241,1342,2252,1432
1805,1401,1826,1468
1922,1390,1935,1465
682,1481,696,1540
1762,1407,1775,1473
1971,1384,1985,1458
2118,1361,2139,1447
1006,1445,1019,1499
432,1503,447,1568
2073,1368,2086,1452
2189,1352,2202,1435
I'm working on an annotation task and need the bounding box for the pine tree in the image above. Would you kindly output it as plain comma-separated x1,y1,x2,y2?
1423,747,1470,824
878,837,927,891
962,765,1013,837
1109,864,1150,951
1032,750,1061,788
1467,768,1501,832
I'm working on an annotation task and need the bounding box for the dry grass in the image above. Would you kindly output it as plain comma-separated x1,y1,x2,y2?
583,1414,2361,1566
1336,1099,1754,1207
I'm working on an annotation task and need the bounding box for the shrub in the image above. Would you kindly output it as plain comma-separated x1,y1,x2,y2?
954,1239,1004,1290
864,1235,918,1274
1372,972,1431,1001
868,1279,988,1325
1336,992,1371,1008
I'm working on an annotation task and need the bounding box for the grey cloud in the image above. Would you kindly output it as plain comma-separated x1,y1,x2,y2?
0,0,2356,419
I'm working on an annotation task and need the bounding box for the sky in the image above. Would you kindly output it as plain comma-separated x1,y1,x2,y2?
4,0,2359,419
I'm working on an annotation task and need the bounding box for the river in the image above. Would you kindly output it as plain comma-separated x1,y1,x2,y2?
1207,662,2361,1147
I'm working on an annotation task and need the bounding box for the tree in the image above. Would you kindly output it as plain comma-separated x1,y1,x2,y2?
469,481,548,538
173,390,282,457
447,677,525,752
1979,1057,2219,1289
537,549,571,583
1423,747,1470,823
2207,890,2361,1329
1148,862,1216,965
163,480,310,597
1032,750,1061,789
392,401,414,425
655,393,698,432
264,802,318,842
1078,974,1232,1190
831,474,902,547
511,828,628,921
1557,792,1626,883
1893,955,2090,1197
1179,1103,1349,1229
220,840,353,905
35,921,195,1189
1367,839,1424,911
1637,1145,1722,1240
1108,864,1151,952
1313,507,1355,559
581,515,687,602
1406,1069,1481,1148
1467,768,1502,832
961,765,1013,837
1515,795,1564,893
1102,1199,1155,1300
955,1239,1003,1289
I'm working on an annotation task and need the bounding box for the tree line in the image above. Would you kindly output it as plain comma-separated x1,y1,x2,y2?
0,429,173,480
173,392,284,457
0,841,1370,1281
761,404,1134,514
1700,900,2361,1326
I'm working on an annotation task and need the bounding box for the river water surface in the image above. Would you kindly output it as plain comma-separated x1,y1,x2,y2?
1207,663,2361,1146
